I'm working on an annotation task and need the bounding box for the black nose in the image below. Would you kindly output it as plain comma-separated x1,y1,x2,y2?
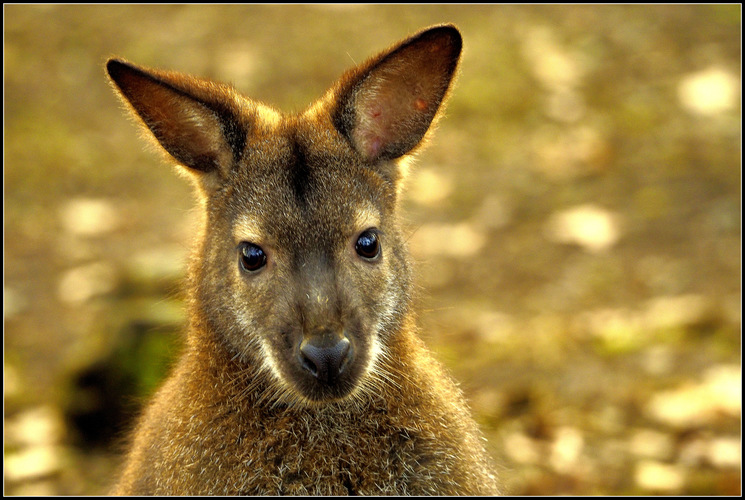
299,334,352,384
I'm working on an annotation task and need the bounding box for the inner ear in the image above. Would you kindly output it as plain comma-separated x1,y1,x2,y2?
106,59,247,175
332,25,462,163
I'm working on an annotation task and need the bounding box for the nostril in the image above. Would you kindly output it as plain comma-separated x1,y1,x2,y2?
299,336,352,384
300,353,319,378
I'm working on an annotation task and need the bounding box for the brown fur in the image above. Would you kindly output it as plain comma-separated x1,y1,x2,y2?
106,24,498,495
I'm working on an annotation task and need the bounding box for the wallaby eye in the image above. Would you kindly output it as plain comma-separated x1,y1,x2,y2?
355,230,381,260
238,242,267,273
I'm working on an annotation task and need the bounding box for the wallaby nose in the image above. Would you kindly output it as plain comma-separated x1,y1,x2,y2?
299,334,353,385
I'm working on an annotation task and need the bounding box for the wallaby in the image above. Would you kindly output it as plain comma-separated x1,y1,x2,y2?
106,24,498,495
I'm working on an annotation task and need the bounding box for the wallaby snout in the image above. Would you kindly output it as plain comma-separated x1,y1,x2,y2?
298,333,353,385
284,254,366,399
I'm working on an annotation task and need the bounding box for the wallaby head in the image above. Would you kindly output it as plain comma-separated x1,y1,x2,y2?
106,25,461,406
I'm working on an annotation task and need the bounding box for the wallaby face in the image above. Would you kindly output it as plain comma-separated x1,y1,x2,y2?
107,25,498,495
107,26,460,405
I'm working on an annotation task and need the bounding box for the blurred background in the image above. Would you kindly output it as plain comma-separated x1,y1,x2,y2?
4,4,741,495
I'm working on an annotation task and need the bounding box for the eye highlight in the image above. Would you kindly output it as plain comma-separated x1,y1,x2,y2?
355,229,381,260
238,242,267,273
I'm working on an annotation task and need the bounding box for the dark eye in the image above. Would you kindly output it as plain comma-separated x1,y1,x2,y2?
239,242,267,273
355,230,381,260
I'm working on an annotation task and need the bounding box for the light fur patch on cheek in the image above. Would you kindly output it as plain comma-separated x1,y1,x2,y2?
231,214,285,384
362,332,383,379
360,263,399,379
232,308,287,386
256,337,286,386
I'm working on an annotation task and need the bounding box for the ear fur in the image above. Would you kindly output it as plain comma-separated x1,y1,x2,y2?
106,24,462,184
106,59,248,177
331,24,462,163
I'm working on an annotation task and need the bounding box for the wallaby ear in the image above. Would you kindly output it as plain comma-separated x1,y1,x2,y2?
332,25,462,163
106,59,247,176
